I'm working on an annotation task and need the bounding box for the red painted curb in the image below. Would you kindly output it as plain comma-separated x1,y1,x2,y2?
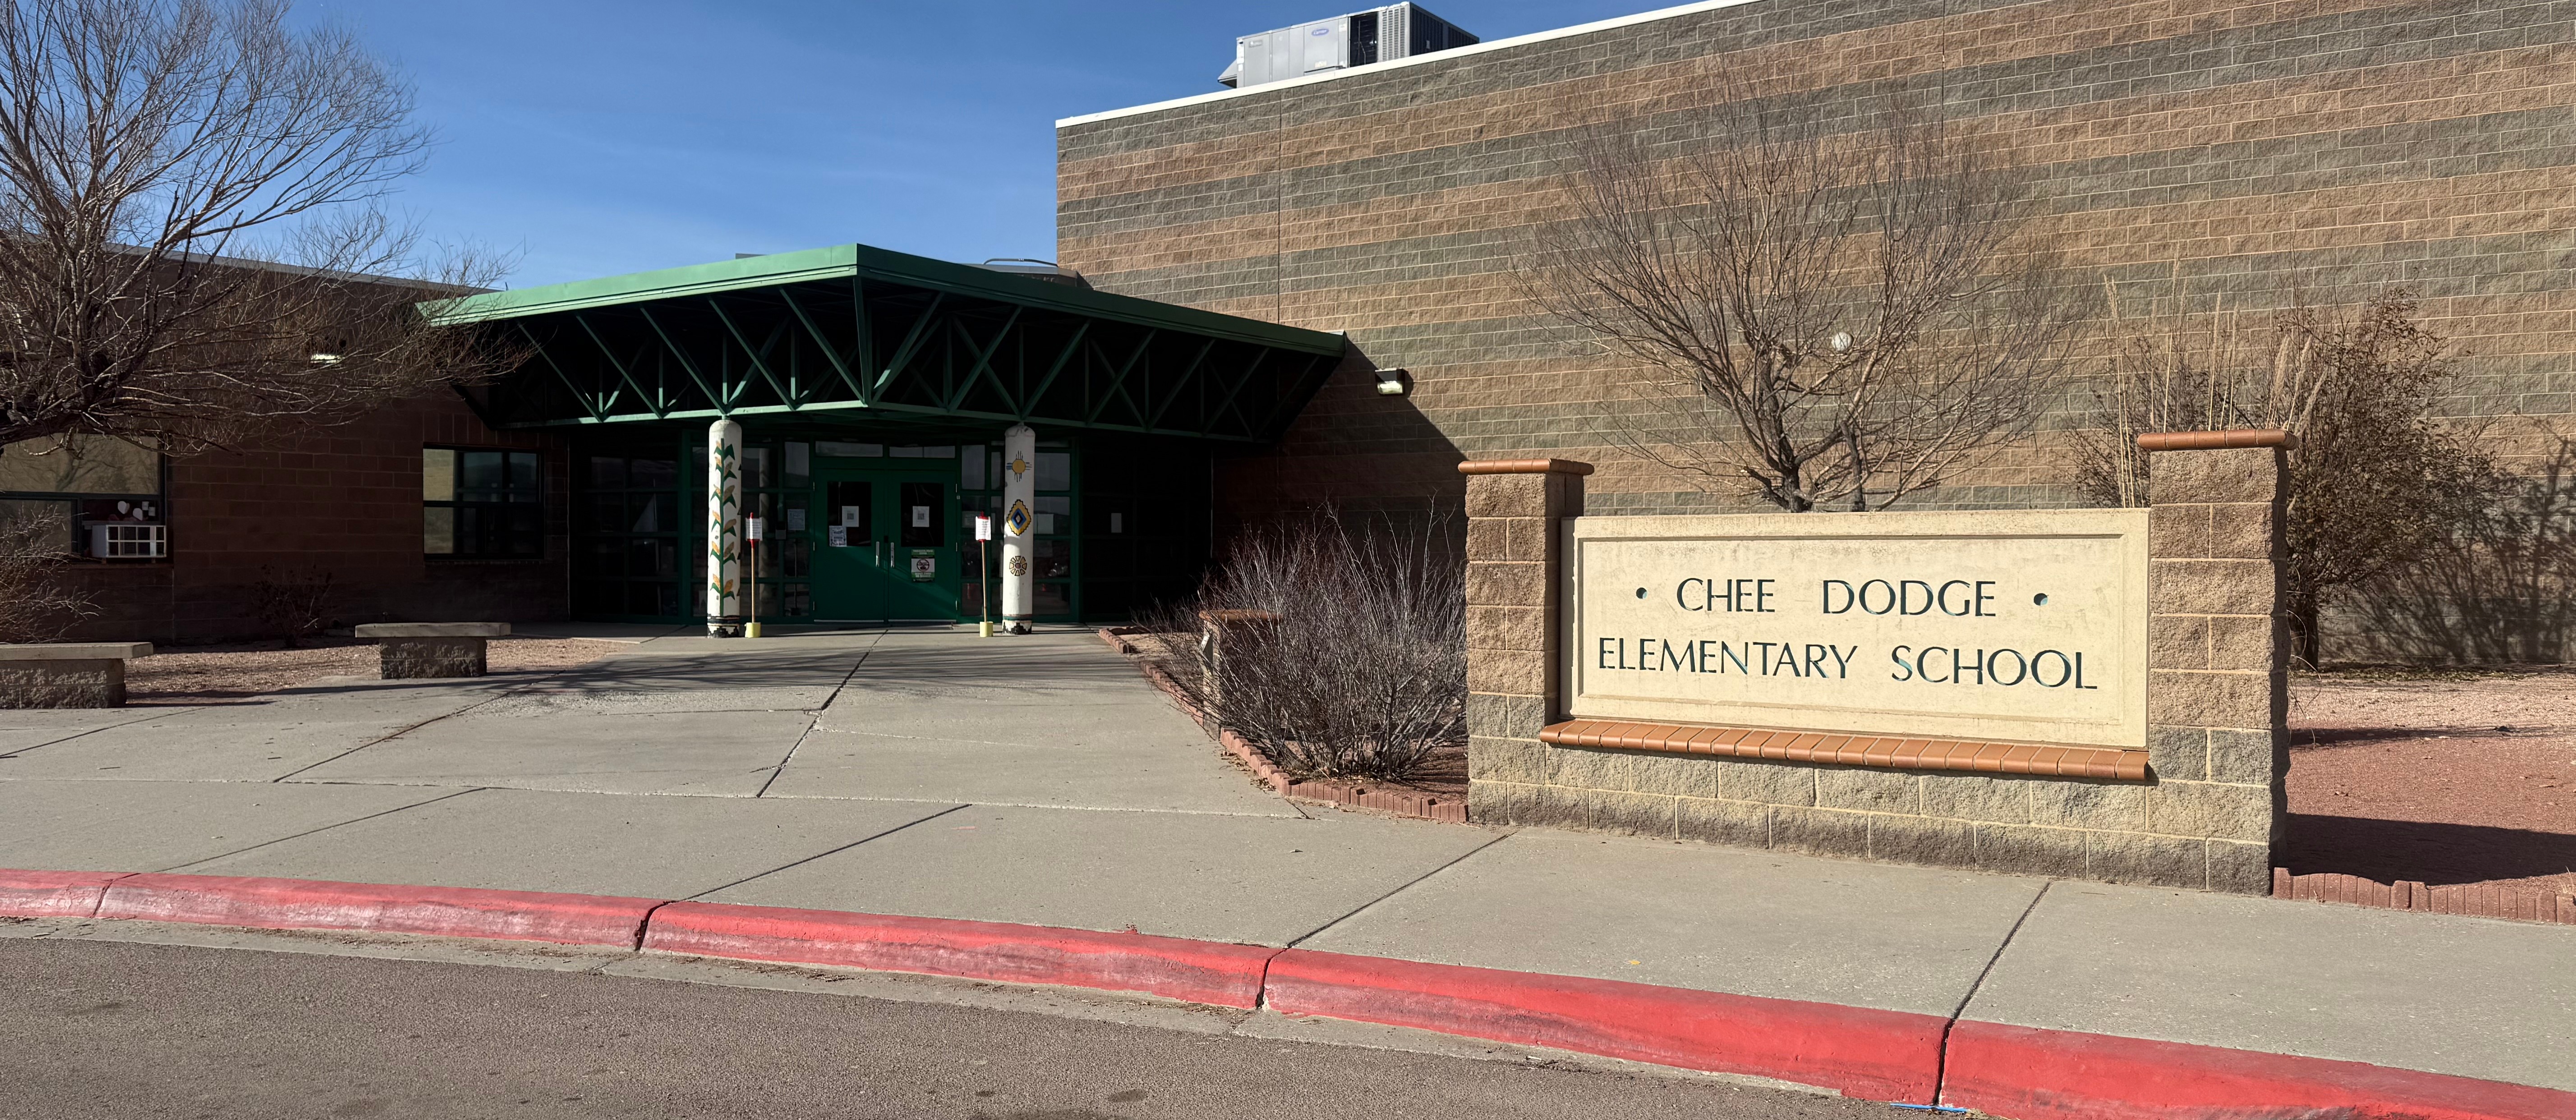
0,869,131,918
94,873,662,947
643,901,1277,1009
1942,1020,2576,1120
1262,948,1946,1104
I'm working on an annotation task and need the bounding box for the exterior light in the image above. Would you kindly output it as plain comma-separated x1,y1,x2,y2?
1375,368,1410,396
1828,332,1852,353
310,352,344,364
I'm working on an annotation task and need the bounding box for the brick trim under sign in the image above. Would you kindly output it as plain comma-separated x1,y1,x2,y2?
1540,719,2148,780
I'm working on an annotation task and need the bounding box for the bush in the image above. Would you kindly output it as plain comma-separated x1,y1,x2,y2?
2338,433,2576,664
1158,515,1464,781
0,512,92,642
249,567,336,646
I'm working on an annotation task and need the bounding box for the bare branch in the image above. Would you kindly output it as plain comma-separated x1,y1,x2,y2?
0,0,504,454
1520,89,2084,511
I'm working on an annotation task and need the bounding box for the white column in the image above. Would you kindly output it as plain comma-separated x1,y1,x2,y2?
999,424,1037,634
706,418,744,637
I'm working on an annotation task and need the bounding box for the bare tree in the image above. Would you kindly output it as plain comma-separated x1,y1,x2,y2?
1523,94,2083,512
2078,289,2505,664
0,0,501,455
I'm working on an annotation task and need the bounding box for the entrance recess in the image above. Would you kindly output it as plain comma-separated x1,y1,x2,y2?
810,459,960,622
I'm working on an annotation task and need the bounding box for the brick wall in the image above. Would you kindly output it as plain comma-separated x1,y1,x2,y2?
58,392,569,645
1059,0,2576,520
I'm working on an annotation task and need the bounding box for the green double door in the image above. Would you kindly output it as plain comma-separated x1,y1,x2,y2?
809,463,960,622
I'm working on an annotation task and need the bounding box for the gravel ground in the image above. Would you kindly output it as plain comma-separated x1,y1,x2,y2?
2287,667,2576,903
125,636,621,704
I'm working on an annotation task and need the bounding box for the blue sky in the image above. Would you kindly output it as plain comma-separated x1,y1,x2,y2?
298,0,1658,288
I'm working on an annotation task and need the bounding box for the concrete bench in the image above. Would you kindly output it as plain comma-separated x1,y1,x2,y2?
354,623,510,679
0,642,155,708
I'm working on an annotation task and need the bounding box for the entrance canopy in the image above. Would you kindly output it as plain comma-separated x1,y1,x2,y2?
431,243,1348,443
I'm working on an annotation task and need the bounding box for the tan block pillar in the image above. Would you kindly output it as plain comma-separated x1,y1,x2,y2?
2142,429,2294,894
1459,458,1591,825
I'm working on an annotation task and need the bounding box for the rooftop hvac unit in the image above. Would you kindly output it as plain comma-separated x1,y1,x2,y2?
1219,4,1477,90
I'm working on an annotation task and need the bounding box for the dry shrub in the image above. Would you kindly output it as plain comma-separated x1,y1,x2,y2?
1156,514,1464,781
2077,289,2505,664
0,512,93,641
248,566,335,645
2341,433,2576,664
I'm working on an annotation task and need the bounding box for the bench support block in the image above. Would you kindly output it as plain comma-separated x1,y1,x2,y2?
0,659,127,708
381,638,488,679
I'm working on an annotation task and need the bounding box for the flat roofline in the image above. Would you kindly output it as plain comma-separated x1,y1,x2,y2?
1055,0,1761,129
427,241,1347,355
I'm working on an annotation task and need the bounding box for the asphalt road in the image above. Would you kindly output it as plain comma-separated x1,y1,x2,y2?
0,937,1897,1120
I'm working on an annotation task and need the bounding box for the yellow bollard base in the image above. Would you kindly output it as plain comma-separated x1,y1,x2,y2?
978,621,994,638
745,622,762,638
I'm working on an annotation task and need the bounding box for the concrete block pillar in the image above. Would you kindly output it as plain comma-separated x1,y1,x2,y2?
2142,429,2295,894
999,424,1037,634
706,418,744,637
1458,458,1591,825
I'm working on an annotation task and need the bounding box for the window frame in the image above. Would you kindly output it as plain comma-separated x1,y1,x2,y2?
423,445,546,560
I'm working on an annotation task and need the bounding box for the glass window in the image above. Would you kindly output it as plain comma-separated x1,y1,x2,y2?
0,435,161,495
425,446,543,558
1036,451,1071,491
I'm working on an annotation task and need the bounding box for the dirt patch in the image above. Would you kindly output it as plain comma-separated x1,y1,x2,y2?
2287,666,2576,909
127,636,622,705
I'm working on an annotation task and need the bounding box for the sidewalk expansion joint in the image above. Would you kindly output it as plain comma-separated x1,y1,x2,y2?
755,634,880,798
1282,828,1516,949
267,676,561,783
1932,879,2052,1107
152,787,487,873
677,802,973,901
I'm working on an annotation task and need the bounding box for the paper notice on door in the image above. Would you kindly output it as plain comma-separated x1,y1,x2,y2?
841,506,860,527
911,505,930,528
828,526,848,548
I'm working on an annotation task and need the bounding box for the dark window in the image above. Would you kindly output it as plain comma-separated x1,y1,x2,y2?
425,447,543,558
900,481,945,548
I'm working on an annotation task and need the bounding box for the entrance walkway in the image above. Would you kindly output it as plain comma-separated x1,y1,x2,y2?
0,629,2568,1100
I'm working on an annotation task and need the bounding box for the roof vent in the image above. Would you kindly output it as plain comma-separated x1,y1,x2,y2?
1219,3,1477,90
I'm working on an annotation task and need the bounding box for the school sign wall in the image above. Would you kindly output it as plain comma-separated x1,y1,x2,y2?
1568,511,2148,750
1462,436,2294,894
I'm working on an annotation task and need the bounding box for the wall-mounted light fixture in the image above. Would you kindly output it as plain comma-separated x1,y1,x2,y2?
1375,368,1411,396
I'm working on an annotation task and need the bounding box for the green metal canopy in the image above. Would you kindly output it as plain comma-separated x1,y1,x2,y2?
431,243,1348,442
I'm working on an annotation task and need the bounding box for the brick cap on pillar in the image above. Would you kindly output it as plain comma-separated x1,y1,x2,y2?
1457,458,1595,476
2136,429,2298,452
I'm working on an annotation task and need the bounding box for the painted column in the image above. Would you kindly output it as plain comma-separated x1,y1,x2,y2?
999,424,1037,634
706,418,744,637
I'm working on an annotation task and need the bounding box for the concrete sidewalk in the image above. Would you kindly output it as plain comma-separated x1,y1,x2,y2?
1,626,2567,1106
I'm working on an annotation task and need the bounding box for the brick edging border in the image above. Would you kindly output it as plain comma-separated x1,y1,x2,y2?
2273,868,2576,926
3,867,2566,1119
1095,627,1468,823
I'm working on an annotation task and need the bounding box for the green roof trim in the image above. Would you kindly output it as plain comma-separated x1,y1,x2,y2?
428,241,1344,355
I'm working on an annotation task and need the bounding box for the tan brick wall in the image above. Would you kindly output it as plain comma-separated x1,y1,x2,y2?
1062,0,2576,519
1461,443,2289,892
